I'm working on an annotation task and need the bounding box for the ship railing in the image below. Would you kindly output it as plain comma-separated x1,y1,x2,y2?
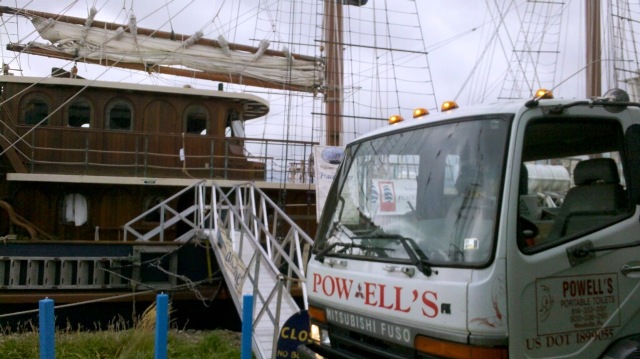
10,125,318,184
211,181,314,303
122,180,207,242
203,181,314,359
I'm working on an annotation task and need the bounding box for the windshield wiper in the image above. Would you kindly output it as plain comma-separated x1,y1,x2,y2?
315,241,395,263
361,233,434,277
356,232,438,277
400,236,435,277
317,227,434,276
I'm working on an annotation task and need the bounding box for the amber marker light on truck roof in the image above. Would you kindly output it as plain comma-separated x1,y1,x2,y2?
535,88,553,99
413,107,429,118
441,100,459,111
415,335,508,359
388,115,404,125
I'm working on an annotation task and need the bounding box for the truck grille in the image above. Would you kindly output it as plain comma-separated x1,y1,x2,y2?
329,325,415,359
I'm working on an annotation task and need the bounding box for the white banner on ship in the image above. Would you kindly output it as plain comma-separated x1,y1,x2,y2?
313,146,344,222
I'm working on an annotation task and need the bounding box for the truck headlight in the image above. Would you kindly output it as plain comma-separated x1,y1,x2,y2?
309,306,331,346
310,323,331,345
310,323,321,342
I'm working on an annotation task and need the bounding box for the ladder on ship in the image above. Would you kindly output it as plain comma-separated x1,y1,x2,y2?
125,180,314,359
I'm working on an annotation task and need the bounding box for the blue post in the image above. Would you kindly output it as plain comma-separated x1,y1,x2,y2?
39,297,54,359
241,294,254,359
154,293,169,359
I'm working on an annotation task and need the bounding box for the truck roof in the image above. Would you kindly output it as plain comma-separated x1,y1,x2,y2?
350,97,594,144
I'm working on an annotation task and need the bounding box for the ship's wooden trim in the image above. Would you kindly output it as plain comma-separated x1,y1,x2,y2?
6,173,315,191
0,76,270,120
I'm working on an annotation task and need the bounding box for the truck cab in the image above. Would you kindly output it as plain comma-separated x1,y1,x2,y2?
300,90,640,358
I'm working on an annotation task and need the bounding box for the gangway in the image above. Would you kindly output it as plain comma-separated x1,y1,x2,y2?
124,180,314,359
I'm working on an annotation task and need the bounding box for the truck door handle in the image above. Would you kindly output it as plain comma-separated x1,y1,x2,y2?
621,262,640,277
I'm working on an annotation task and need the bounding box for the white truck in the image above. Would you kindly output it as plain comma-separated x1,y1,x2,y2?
298,89,640,358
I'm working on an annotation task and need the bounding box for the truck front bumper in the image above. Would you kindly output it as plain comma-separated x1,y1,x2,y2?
298,343,353,359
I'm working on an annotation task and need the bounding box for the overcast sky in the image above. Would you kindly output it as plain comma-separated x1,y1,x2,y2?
0,0,608,145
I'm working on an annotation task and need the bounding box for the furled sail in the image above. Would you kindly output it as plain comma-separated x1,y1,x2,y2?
2,6,323,93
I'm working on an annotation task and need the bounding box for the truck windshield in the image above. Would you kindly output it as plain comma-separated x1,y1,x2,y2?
315,116,511,267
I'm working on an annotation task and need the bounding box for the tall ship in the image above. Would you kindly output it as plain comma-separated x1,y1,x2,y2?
0,2,325,327
0,0,638,342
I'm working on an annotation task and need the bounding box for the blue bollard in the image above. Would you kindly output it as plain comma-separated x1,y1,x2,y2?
241,294,254,359
154,293,169,359
39,297,55,359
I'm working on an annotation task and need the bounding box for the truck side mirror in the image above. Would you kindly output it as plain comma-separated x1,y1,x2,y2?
625,124,640,205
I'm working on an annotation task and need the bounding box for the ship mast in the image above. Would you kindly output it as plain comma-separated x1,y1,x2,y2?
323,0,344,146
586,0,602,98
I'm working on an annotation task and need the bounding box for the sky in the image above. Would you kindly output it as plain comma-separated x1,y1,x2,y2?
0,0,624,147
1,0,581,99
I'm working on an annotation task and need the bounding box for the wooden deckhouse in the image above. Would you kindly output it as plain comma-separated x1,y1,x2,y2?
0,73,274,240
0,72,317,314
1,74,269,182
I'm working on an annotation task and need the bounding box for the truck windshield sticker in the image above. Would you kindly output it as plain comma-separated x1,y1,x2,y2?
535,273,620,336
325,307,415,346
371,179,417,215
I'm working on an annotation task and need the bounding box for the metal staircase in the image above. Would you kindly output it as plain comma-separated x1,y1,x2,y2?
204,182,314,359
124,180,314,359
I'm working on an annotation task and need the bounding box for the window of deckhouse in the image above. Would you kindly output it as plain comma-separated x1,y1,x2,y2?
23,97,49,125
68,99,91,128
185,105,208,135
107,100,133,130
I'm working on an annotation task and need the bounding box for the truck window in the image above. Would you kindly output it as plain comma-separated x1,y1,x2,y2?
316,116,510,267
518,118,631,252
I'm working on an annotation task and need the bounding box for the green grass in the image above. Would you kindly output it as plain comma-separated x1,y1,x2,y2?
0,328,242,359
0,303,243,359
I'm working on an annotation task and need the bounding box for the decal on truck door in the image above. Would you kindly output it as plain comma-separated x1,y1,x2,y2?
530,273,619,348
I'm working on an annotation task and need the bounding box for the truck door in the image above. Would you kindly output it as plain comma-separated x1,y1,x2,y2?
506,115,640,358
